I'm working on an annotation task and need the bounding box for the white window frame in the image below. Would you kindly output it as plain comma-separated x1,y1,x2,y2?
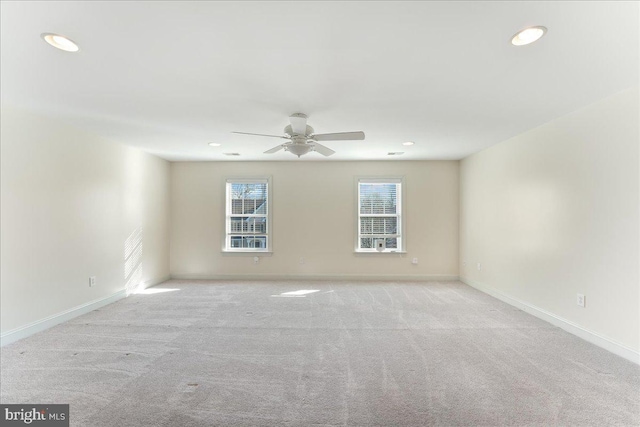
355,177,405,253
223,177,272,253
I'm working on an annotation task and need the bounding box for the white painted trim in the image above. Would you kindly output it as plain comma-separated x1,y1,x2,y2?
126,275,171,295
0,289,127,347
353,251,408,256
171,273,459,282
140,274,171,289
461,276,640,365
221,251,273,257
223,176,273,252
354,176,406,253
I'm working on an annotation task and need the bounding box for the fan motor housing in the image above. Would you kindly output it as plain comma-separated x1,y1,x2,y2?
284,124,314,137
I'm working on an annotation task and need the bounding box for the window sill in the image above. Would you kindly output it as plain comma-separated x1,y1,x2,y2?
222,251,273,257
354,250,407,255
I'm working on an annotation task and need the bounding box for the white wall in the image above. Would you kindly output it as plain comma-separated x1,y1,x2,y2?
460,87,639,356
0,108,171,336
171,161,459,279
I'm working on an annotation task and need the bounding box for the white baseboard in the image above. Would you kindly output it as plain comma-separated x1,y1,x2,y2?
0,289,127,347
461,276,639,365
133,275,171,294
170,273,459,282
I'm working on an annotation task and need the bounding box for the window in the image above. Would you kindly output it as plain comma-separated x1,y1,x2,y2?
357,178,403,252
225,178,270,252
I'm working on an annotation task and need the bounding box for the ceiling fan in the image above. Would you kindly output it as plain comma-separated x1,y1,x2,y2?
232,113,365,157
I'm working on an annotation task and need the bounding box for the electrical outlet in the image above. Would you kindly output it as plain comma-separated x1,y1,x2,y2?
299,257,305,265
477,262,482,271
577,294,585,308
89,276,96,287
411,258,418,265
463,261,467,267
253,256,259,264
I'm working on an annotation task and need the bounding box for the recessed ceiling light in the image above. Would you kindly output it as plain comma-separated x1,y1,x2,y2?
41,33,79,52
511,26,547,46
224,153,240,156
402,141,415,146
387,152,404,156
208,142,221,147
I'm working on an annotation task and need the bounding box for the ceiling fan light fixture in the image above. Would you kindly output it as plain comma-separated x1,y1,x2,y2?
41,33,79,52
287,144,312,157
511,26,547,46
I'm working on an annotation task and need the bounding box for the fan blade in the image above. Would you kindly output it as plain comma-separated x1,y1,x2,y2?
312,142,335,156
232,131,287,139
311,131,365,141
264,144,286,154
289,113,308,135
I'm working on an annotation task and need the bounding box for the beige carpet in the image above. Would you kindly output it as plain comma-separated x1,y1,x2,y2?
1,280,639,426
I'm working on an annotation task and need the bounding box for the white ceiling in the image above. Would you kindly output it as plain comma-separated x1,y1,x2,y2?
1,1,638,161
